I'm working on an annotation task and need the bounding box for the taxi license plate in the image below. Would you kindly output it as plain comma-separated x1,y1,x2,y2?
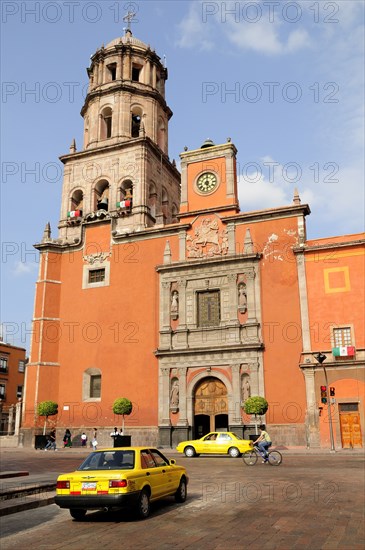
82,482,97,490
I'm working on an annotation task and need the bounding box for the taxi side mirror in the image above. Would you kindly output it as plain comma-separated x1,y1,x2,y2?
170,459,176,465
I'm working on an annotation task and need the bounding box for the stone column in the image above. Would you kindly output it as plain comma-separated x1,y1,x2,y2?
152,64,157,88
227,273,238,324
145,59,151,86
161,281,171,331
178,230,186,261
15,400,22,436
248,361,260,395
177,368,188,426
226,222,236,255
159,367,171,425
177,278,187,329
231,364,242,423
296,252,311,352
7,405,14,435
303,367,321,447
245,268,257,323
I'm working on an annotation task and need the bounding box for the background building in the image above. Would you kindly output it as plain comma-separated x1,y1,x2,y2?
22,28,364,449
0,341,26,434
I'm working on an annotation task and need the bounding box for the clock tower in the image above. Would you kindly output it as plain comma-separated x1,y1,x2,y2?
179,138,239,218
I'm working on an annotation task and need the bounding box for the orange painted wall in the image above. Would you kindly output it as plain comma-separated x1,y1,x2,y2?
236,216,306,424
37,224,180,429
305,236,365,350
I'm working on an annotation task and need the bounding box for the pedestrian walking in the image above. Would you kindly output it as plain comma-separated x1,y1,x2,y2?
44,429,57,451
63,429,72,448
91,428,98,450
81,432,87,447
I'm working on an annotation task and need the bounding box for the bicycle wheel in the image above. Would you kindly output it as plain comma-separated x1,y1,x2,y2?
242,451,258,466
267,450,282,465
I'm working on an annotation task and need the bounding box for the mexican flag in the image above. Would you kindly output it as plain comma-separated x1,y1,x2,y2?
116,200,131,208
332,346,355,357
67,210,82,218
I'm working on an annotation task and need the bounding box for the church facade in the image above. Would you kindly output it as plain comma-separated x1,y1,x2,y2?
22,29,364,449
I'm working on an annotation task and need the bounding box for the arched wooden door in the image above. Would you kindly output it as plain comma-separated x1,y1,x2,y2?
194,377,228,436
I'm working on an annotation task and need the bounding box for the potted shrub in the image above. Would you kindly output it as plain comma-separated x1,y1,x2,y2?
112,398,133,446
35,401,58,449
243,396,268,435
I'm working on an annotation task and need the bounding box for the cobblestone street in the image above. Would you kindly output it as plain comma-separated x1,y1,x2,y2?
1,449,364,549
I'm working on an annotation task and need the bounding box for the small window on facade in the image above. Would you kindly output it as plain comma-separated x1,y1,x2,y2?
105,115,112,138
197,290,221,328
88,269,105,284
0,357,8,373
131,114,141,137
0,383,5,399
18,360,25,373
16,385,23,399
132,65,141,82
100,108,112,140
107,63,117,81
333,327,352,347
90,375,101,398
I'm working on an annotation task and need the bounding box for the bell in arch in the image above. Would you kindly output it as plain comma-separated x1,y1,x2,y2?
97,197,109,211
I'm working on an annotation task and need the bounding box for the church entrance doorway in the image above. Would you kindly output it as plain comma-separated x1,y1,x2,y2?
193,377,228,438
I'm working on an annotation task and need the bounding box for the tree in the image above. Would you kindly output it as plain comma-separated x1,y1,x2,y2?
243,396,269,435
37,401,58,435
112,398,133,433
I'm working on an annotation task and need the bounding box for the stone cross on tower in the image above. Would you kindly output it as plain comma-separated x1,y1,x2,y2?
123,9,136,34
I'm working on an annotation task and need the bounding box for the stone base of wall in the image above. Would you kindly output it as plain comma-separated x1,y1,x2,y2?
268,424,306,447
19,424,308,448
19,427,160,448
0,435,21,448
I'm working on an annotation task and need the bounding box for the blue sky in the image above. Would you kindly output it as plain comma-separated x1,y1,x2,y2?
1,0,364,351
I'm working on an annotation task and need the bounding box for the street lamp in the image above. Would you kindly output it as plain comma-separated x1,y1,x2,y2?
313,352,335,452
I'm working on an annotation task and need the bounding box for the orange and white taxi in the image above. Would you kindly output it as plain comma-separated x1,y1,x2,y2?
55,447,188,520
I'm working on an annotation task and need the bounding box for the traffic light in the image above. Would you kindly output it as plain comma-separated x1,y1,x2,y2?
320,385,327,403
330,387,335,397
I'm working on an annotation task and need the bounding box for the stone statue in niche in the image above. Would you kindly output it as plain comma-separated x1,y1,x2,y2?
170,379,179,412
238,283,247,312
241,376,251,402
170,290,179,320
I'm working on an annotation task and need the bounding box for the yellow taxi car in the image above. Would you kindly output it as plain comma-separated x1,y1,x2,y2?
176,431,253,458
55,447,188,520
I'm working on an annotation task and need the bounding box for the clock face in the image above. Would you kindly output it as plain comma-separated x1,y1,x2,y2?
196,172,218,193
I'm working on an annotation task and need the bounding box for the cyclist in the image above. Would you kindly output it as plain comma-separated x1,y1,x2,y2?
253,425,272,463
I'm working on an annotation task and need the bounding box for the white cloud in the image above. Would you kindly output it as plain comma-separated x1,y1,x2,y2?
227,20,311,55
12,261,38,277
176,2,214,51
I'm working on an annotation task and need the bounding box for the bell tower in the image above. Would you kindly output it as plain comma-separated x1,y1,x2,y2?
57,26,180,241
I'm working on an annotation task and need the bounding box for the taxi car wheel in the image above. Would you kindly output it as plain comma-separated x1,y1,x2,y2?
70,508,87,521
228,447,240,458
175,477,187,503
136,489,151,519
184,446,196,458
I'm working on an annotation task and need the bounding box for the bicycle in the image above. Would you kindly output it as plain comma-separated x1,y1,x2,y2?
242,444,282,466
